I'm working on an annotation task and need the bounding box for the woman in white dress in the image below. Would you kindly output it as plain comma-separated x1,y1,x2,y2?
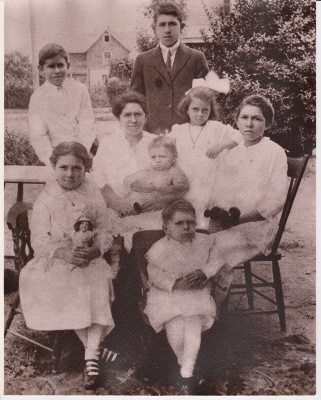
19,142,116,390
92,92,188,250
189,94,288,307
92,92,189,355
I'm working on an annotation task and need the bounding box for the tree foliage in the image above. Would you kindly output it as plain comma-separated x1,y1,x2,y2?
202,0,315,155
4,52,33,109
136,0,187,52
109,57,135,82
4,128,42,165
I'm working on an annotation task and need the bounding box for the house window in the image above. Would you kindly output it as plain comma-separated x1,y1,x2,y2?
102,74,108,83
103,52,111,66
103,34,110,43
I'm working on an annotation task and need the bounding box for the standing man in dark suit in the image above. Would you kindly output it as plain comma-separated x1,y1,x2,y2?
131,2,209,134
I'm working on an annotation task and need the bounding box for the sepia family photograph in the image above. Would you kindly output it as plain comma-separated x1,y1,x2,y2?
3,0,316,396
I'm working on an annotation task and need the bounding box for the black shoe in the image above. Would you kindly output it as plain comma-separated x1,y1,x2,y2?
178,376,197,395
83,359,100,390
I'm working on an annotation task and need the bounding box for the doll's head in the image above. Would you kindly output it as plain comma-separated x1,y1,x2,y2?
162,199,196,243
74,215,94,232
148,135,177,171
178,86,219,126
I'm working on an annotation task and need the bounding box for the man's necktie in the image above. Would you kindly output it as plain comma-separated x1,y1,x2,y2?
166,50,172,73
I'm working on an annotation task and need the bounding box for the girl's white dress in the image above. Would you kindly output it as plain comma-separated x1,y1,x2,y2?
202,137,288,279
170,120,242,228
92,129,164,250
144,234,217,333
19,178,116,333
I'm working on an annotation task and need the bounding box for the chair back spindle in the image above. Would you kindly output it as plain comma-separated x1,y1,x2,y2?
271,155,309,254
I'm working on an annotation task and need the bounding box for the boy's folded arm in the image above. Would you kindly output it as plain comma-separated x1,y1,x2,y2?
148,263,178,291
29,113,53,166
78,87,98,152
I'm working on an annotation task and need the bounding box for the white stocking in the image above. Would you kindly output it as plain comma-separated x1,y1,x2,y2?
75,324,105,360
74,328,87,347
165,316,185,366
181,315,203,378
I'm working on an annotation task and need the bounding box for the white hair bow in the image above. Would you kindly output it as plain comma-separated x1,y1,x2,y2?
187,70,230,94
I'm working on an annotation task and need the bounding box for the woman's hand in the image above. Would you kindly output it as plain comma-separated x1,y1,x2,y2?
115,198,135,217
53,247,89,267
206,144,222,159
139,194,177,212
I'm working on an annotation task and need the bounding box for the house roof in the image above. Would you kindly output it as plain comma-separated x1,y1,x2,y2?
56,27,132,54
183,0,222,43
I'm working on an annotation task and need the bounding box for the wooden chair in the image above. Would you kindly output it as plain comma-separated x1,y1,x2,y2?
131,155,309,332
4,201,55,358
223,154,310,331
4,201,122,373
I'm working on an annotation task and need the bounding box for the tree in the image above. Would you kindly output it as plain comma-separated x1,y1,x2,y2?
4,52,33,109
202,0,316,155
136,0,187,52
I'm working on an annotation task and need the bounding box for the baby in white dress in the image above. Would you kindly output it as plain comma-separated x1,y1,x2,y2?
124,135,189,213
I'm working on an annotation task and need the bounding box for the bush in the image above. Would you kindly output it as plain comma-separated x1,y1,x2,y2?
106,77,130,107
4,52,33,109
89,84,110,108
109,58,134,82
202,0,316,156
4,128,43,166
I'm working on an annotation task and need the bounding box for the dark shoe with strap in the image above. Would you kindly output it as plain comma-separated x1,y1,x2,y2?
84,359,100,390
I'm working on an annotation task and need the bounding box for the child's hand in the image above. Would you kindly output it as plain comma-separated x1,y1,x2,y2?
72,245,101,261
53,247,89,267
206,144,223,159
173,277,193,290
185,270,208,289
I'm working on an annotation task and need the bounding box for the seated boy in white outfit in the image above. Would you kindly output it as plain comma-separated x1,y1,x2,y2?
28,43,98,166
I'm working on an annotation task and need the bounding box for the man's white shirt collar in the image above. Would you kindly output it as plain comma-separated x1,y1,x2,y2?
159,39,181,65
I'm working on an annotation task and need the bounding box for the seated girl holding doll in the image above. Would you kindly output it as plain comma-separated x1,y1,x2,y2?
143,199,218,382
19,142,119,390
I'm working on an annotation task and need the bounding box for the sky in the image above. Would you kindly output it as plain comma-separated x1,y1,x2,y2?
4,0,147,56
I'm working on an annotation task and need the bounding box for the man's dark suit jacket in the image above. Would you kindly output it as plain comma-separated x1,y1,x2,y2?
130,43,209,133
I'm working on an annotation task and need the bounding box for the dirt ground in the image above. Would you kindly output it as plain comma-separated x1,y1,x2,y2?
3,150,316,395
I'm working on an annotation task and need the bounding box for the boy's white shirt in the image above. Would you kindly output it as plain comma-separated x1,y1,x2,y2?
159,39,181,68
28,78,97,166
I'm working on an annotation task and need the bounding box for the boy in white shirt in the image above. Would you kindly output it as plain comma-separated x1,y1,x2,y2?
29,43,98,166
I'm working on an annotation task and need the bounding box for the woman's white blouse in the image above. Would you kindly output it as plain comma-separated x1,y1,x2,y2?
209,137,288,217
92,129,154,197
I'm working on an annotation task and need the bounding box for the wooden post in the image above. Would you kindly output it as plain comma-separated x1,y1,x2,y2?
29,0,39,92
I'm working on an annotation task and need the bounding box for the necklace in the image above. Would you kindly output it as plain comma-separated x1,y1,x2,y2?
189,124,205,149
63,190,77,206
